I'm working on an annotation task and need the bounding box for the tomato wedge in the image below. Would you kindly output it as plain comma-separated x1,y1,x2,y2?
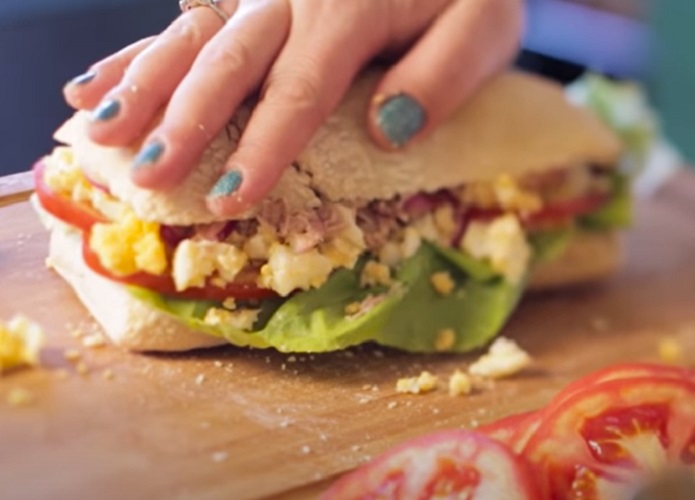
82,235,277,301
33,160,108,232
522,376,695,499
321,430,540,499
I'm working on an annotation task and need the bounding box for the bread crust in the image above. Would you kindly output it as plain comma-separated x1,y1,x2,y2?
54,70,621,226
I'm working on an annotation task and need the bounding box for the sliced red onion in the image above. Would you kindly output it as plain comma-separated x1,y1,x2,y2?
160,225,193,247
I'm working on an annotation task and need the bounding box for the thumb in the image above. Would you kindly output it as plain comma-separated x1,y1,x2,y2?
368,0,524,150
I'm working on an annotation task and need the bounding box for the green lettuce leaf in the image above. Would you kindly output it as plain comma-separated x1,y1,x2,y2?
130,242,523,353
579,171,632,230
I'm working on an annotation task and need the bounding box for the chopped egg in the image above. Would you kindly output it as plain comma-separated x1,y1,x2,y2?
7,387,34,407
430,272,455,296
396,371,438,394
260,243,334,296
401,227,422,260
242,222,278,260
448,370,473,396
361,260,391,287
172,240,248,291
461,214,531,285
90,209,167,276
0,316,44,375
320,206,366,269
434,328,456,352
43,147,88,196
433,205,458,240
204,307,260,331
469,337,531,379
658,337,684,365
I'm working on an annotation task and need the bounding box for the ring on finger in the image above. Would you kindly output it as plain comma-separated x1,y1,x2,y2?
179,0,230,23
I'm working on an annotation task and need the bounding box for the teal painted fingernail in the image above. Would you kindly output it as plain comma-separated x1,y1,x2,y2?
209,170,243,198
91,99,120,121
69,71,96,86
376,93,426,148
133,141,165,170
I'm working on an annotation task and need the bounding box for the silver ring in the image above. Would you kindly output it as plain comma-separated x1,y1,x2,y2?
179,0,229,23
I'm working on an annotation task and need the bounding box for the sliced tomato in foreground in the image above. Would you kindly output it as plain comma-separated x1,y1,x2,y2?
511,363,695,453
478,410,537,449
33,160,108,232
522,376,695,499
82,236,277,301
321,430,540,500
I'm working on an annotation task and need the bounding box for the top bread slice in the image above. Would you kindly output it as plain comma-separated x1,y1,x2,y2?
53,70,621,226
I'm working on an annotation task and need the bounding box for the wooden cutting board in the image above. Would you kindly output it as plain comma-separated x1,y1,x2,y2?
1,170,695,500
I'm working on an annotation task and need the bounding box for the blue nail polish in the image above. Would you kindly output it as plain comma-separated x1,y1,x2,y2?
70,72,96,86
91,99,121,121
209,170,243,198
376,93,426,148
133,141,165,169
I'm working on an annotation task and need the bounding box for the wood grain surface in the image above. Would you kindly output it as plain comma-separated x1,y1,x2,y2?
1,170,694,500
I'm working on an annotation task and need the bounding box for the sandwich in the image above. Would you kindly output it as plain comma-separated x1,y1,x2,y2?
31,70,630,353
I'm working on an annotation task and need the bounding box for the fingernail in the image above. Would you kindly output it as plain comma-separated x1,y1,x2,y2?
69,71,96,86
91,99,121,121
133,141,165,170
376,93,426,148
209,170,243,198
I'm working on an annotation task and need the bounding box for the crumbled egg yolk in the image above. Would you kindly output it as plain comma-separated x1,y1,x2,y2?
448,370,473,396
90,208,168,276
260,243,334,297
430,272,455,296
319,206,366,269
461,214,531,285
361,260,391,288
0,316,44,374
172,240,248,291
44,148,124,219
204,307,259,331
434,328,457,351
462,175,543,214
469,337,531,379
396,371,439,394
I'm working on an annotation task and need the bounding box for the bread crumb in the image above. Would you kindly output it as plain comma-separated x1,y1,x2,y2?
211,451,228,463
434,328,456,352
0,315,45,374
300,445,311,455
213,361,223,368
195,374,206,385
658,337,684,365
70,328,85,339
469,337,531,379
63,349,81,362
449,370,473,396
396,371,438,394
387,401,398,409
82,333,106,349
430,271,455,296
102,369,115,380
7,387,34,407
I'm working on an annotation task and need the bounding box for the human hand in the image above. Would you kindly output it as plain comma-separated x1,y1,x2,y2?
63,0,523,216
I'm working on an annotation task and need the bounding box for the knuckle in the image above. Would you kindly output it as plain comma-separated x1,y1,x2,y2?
199,37,252,73
163,17,208,48
262,71,325,118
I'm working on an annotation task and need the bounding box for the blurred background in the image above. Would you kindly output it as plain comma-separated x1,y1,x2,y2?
0,0,687,177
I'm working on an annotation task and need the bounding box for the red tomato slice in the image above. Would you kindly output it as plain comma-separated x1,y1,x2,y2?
33,160,108,232
321,430,540,500
521,192,609,229
522,376,695,499
478,410,537,448
82,235,277,301
513,363,695,453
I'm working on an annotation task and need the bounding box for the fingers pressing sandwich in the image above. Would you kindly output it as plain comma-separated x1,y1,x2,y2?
368,0,524,150
62,0,523,217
